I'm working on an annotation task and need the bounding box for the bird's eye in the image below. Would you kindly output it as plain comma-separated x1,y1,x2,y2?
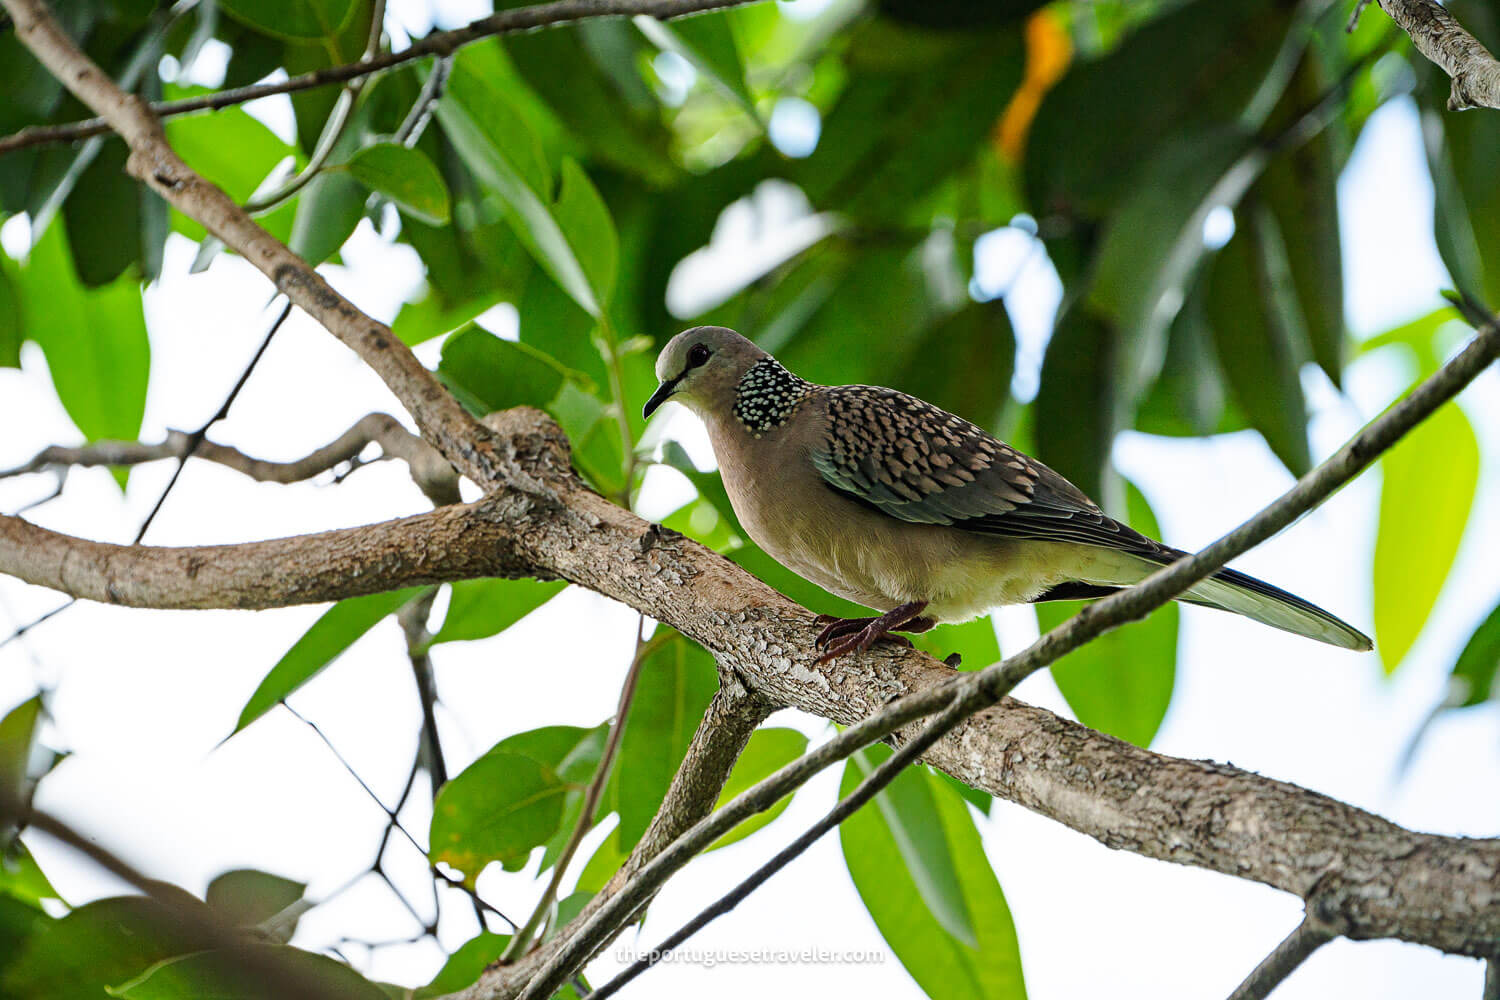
686,343,711,368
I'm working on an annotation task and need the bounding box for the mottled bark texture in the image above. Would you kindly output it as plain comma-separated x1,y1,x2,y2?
1375,0,1500,110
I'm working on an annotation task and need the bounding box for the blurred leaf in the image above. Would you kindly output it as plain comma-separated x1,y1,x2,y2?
205,870,307,943
232,588,424,736
1449,600,1500,708
344,142,451,226
896,300,1015,432
848,746,977,948
1258,55,1346,386
730,543,868,619
1035,306,1120,512
1359,307,1456,358
0,696,43,813
1206,202,1313,475
1026,0,1296,216
614,630,718,850
430,751,568,879
576,824,628,894
114,945,387,999
430,578,567,646
1135,271,1247,437
3,896,216,999
61,141,144,287
706,727,808,851
1039,482,1177,747
552,159,619,309
1417,0,1500,305
840,746,1026,999
635,13,758,120
289,167,366,267
436,325,571,415
487,724,608,786
912,617,1000,672
0,893,48,979
1373,400,1478,674
217,0,357,43
414,933,511,999
659,441,742,536
14,222,150,480
0,262,21,368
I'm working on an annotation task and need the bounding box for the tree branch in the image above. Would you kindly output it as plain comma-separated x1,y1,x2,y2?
1362,0,1500,110
1226,916,1336,1000
0,0,763,155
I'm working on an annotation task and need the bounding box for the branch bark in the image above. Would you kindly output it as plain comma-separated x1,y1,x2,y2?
1369,0,1500,110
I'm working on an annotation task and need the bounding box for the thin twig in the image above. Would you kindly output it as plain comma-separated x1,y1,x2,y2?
0,0,763,156
507,314,1500,1000
501,616,653,963
1226,917,1336,1000
399,591,449,791
134,299,291,543
0,600,71,651
1485,958,1500,1000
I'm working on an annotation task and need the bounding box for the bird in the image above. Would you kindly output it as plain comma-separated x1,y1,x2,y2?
642,326,1373,663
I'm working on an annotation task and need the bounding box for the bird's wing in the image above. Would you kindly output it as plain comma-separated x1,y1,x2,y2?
811,384,1164,556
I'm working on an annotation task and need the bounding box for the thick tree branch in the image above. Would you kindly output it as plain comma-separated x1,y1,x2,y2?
1361,0,1500,110
0,0,762,154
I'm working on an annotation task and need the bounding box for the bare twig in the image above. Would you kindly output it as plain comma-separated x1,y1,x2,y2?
398,590,449,792
1368,0,1500,110
0,0,763,156
1226,917,1337,1000
1485,958,1500,1000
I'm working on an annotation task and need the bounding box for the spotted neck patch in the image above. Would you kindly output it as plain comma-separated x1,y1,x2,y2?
733,358,814,436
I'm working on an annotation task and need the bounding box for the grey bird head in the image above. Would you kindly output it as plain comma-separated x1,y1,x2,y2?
643,326,768,420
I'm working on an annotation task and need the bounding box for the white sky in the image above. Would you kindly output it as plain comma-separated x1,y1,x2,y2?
1,74,1498,1000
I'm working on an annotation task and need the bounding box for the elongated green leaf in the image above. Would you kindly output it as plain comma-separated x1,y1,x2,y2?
1373,400,1478,674
205,870,307,943
437,60,607,318
850,747,976,948
233,588,424,735
15,222,149,476
431,578,567,646
1135,270,1247,438
840,747,1026,1000
217,0,357,42
634,13,758,120
707,727,808,851
614,630,719,850
1035,306,1121,512
552,159,619,310
0,261,21,368
897,301,1015,433
1449,601,1500,708
344,142,450,226
114,945,387,999
437,325,570,415
430,751,569,879
1039,482,1177,747
0,842,60,908
1206,203,1313,475
486,725,608,786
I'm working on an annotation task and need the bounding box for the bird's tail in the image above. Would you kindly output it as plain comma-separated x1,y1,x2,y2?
1059,547,1373,651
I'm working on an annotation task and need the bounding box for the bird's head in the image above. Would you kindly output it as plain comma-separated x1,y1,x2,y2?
643,326,768,420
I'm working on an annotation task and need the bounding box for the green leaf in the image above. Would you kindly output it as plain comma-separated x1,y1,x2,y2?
729,544,868,619
431,578,567,645
437,59,606,318
486,724,608,786
1039,481,1177,747
232,588,424,736
0,841,61,908
3,896,215,999
1026,0,1296,215
911,617,1000,672
0,261,21,368
1206,202,1313,476
614,630,719,850
1449,600,1500,708
849,747,976,948
839,747,1026,999
1373,400,1478,673
436,326,570,415
289,167,366,269
1136,272,1248,438
552,158,619,310
205,870,307,943
343,142,451,226
1035,307,1121,512
414,933,511,999
634,13,758,120
14,222,150,477
217,0,358,43
113,945,387,999
0,696,43,813
706,727,808,851
430,751,569,879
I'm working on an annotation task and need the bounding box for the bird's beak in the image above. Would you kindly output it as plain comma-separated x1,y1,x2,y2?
643,377,680,419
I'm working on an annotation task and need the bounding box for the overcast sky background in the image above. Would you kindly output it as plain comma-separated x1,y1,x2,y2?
2,4,1499,997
